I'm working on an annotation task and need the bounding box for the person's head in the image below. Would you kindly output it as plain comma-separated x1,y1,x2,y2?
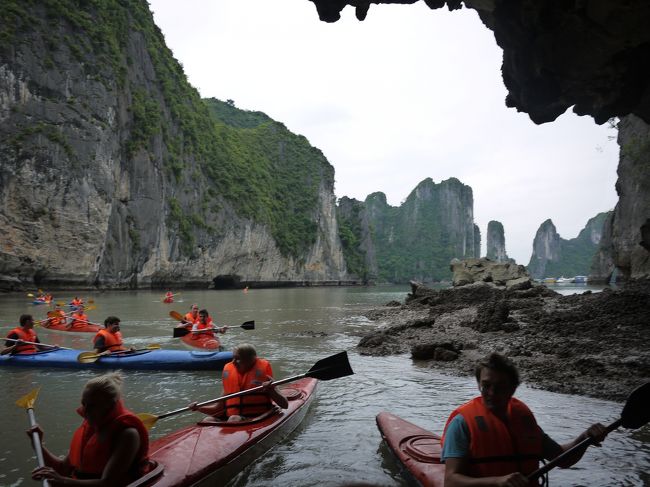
19,314,34,329
190,304,199,315
199,309,209,323
232,344,257,373
475,353,519,412
104,316,120,333
81,372,122,425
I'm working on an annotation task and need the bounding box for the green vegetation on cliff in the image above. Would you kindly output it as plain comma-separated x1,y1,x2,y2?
4,0,331,258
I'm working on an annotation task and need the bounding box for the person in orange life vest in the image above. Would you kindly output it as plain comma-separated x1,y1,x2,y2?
94,316,132,355
441,353,608,487
188,343,288,422
48,304,67,327
2,314,50,355
182,303,200,326
68,305,91,330
70,296,83,308
29,372,150,486
189,309,227,340
164,291,173,303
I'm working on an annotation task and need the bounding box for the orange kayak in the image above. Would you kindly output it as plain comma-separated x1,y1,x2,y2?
180,331,221,351
41,321,101,335
376,411,445,487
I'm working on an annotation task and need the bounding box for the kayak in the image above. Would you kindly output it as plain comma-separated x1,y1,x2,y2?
32,300,51,305
0,348,233,371
144,377,317,486
39,320,101,334
376,411,445,487
180,332,221,351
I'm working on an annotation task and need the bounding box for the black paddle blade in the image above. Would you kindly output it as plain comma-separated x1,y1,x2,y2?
241,321,255,330
306,351,354,381
172,327,190,338
621,382,650,429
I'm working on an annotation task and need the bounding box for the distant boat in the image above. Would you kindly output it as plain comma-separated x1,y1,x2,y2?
556,276,574,283
574,275,588,283
543,277,557,284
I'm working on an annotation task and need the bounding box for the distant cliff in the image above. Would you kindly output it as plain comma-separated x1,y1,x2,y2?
0,0,347,289
486,220,512,263
527,213,610,279
590,115,650,282
338,178,479,283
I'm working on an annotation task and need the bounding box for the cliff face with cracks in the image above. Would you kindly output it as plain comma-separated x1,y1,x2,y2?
0,1,348,290
485,220,510,263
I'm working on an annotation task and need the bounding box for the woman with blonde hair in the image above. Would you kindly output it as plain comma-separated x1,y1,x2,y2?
29,372,150,486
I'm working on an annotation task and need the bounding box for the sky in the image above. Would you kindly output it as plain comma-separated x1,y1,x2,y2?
149,0,620,265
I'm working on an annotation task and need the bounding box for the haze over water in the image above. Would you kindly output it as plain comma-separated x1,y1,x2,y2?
0,286,647,486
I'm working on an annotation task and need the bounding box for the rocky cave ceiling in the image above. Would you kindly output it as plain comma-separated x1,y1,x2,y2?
308,0,650,125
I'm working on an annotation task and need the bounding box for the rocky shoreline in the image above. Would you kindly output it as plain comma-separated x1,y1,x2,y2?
357,279,650,402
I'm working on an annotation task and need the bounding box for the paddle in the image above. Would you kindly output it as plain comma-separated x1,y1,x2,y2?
528,382,650,481
137,350,354,430
16,388,50,487
4,338,71,350
76,344,162,363
172,321,255,338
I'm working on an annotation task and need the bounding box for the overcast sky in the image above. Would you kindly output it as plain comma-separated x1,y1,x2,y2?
149,0,619,265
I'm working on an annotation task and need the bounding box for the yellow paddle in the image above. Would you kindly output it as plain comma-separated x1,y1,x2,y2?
16,388,50,487
76,344,162,364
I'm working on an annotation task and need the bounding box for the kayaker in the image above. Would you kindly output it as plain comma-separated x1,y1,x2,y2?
29,372,152,485
183,303,200,325
48,304,68,327
441,353,608,487
93,316,130,355
188,343,288,421
2,314,48,355
70,296,84,308
164,291,174,303
68,305,91,330
189,309,227,340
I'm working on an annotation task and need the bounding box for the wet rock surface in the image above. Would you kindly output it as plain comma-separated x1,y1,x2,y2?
357,281,650,401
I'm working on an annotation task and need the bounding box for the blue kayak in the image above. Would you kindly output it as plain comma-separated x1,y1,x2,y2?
0,348,233,371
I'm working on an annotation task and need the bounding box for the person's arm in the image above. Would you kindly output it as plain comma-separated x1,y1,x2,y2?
189,400,225,417
93,335,106,354
32,428,141,486
2,332,20,355
542,423,608,468
27,425,72,475
261,378,289,409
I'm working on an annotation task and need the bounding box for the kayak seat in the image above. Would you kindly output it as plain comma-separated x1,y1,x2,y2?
399,434,442,464
125,460,164,487
197,406,281,426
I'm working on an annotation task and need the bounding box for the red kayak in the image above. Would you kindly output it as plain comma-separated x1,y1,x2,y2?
40,321,101,335
143,377,317,486
180,331,221,351
376,411,445,487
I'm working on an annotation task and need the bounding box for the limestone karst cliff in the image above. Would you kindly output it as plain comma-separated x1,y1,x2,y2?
590,115,650,282
527,213,611,279
0,0,347,289
485,220,512,263
337,178,480,283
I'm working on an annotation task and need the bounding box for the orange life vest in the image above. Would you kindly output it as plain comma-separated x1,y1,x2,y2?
184,312,199,324
71,298,83,307
442,397,543,482
93,329,126,352
49,310,66,326
7,327,38,354
191,319,215,339
68,400,149,480
223,358,273,417
70,312,89,329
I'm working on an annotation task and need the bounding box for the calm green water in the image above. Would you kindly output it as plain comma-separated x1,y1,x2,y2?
0,287,648,486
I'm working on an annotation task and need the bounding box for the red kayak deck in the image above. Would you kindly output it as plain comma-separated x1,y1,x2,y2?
145,377,317,487
376,411,445,487
180,332,221,350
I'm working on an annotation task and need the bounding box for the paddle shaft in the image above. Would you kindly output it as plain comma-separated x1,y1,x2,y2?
26,408,50,487
157,372,309,420
4,338,70,350
528,418,622,480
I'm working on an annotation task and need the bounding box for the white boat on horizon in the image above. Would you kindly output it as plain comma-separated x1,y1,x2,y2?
556,276,574,283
